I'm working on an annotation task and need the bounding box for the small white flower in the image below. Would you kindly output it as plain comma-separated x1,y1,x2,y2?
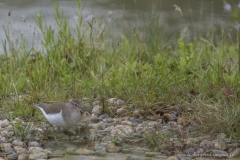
108,11,112,16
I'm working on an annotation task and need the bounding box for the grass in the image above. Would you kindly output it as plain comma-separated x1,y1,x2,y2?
0,0,240,142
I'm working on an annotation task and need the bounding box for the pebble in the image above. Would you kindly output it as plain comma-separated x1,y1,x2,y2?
107,98,117,105
183,147,195,154
75,148,95,155
111,125,134,136
145,152,163,157
116,108,128,115
116,99,125,105
212,140,227,150
1,119,10,128
122,148,134,153
167,156,178,160
199,139,213,149
148,121,158,127
14,147,27,154
29,152,48,160
28,141,40,147
18,154,29,160
92,105,103,114
92,100,100,106
66,147,76,154
106,145,119,153
126,155,151,160
7,153,19,160
146,115,156,121
12,140,24,147
121,120,132,126
231,148,240,157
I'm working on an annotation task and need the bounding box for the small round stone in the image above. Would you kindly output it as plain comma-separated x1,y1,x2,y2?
28,141,40,147
12,140,24,147
7,153,19,160
106,145,119,153
17,154,29,160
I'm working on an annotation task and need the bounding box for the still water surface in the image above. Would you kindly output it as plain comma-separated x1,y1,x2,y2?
0,0,239,53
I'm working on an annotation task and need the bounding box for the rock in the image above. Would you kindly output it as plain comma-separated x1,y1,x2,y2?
108,106,118,113
111,125,134,136
116,108,128,115
126,155,151,160
212,140,227,150
140,127,152,135
14,147,27,154
0,119,10,128
1,130,8,136
228,143,238,148
146,115,156,121
8,131,15,137
185,135,211,145
231,148,240,157
116,99,125,105
132,147,150,155
49,150,65,158
28,141,40,147
97,130,110,135
163,113,176,121
94,146,107,156
168,121,177,126
12,140,24,147
0,143,13,154
183,147,195,155
122,148,134,153
7,153,19,160
177,117,185,125
92,105,103,114
43,149,52,156
121,121,132,126
104,125,114,132
66,147,76,155
88,115,99,123
103,118,114,123
195,148,204,154
106,145,119,153
167,156,178,160
160,148,171,155
187,125,199,132
99,143,108,147
28,147,48,160
145,152,163,157
75,149,95,155
28,147,43,153
18,154,29,160
89,122,103,130
216,133,227,141
29,152,47,160
148,121,158,128
92,100,100,106
107,98,117,105
199,140,213,149
135,126,143,133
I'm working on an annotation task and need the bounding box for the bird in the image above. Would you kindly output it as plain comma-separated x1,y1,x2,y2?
34,99,92,141
34,99,91,127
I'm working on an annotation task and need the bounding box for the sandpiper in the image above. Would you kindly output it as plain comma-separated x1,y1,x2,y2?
35,99,91,127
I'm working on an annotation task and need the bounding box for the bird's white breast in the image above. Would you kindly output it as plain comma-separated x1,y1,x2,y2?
38,108,66,126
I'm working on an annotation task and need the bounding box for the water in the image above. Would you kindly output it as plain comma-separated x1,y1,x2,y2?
0,0,239,54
